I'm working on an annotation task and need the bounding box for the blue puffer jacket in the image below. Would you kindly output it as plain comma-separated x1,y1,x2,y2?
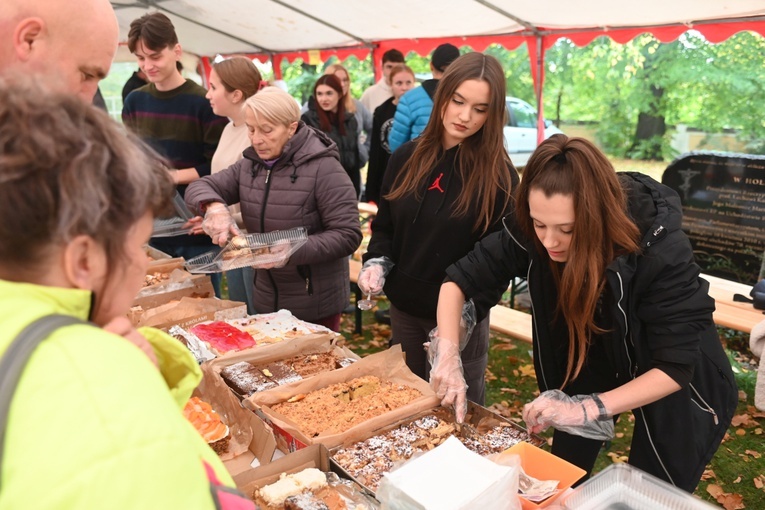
388,80,438,151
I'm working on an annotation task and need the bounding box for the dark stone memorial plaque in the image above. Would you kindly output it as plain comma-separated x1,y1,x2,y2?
662,151,765,284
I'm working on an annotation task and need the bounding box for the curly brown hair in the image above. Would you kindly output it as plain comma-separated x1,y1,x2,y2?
0,78,174,278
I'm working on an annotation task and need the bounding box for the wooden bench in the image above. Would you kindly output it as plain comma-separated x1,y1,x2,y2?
488,305,533,343
701,273,764,333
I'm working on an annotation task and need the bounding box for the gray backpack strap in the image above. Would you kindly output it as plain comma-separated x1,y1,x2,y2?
0,314,89,490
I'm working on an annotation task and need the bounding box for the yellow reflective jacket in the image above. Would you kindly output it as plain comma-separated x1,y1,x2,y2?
0,279,235,509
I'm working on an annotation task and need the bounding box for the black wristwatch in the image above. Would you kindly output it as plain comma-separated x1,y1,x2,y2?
590,393,611,421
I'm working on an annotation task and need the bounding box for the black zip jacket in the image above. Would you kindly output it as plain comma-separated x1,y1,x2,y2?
446,172,737,491
365,141,519,319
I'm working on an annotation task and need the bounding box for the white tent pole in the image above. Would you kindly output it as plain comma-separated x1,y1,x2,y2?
535,35,545,145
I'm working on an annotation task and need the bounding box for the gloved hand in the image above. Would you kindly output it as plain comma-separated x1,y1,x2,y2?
357,256,394,296
427,332,468,423
522,389,614,440
202,202,240,246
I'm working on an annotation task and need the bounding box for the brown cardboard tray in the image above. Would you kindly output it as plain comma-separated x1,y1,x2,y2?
329,401,544,496
206,333,358,400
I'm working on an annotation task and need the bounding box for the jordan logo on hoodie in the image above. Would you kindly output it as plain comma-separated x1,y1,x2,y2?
428,172,445,193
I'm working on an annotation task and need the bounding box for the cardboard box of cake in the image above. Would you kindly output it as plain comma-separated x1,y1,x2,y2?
133,259,214,309
128,296,247,330
186,364,277,476
244,346,440,453
144,244,180,264
232,444,376,510
330,401,544,495
205,333,359,400
169,310,337,362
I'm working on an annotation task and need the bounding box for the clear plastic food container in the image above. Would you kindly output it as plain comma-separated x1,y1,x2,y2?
562,463,718,510
152,191,194,237
185,227,308,273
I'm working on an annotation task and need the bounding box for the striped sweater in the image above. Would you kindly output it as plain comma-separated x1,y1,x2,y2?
123,79,227,247
122,79,227,190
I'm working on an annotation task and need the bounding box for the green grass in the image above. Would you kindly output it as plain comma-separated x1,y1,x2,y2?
337,297,765,508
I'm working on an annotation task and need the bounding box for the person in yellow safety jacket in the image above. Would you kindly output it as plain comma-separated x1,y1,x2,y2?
0,81,253,510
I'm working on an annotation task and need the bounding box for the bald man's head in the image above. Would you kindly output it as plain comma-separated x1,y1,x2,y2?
0,0,118,102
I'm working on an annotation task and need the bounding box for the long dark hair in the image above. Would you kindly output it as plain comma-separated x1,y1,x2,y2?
312,74,347,135
516,134,641,386
386,52,513,234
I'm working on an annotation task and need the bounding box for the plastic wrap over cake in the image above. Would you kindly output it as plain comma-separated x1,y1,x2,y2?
185,227,308,273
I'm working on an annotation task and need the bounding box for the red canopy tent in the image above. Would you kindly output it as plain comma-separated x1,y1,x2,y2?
111,1,765,141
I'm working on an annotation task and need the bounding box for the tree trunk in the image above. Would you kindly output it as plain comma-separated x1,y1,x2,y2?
630,84,666,160
629,41,675,160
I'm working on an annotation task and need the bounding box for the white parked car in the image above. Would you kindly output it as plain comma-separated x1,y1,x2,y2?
504,97,563,168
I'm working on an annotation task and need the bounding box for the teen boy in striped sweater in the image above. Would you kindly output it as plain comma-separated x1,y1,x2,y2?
122,12,227,294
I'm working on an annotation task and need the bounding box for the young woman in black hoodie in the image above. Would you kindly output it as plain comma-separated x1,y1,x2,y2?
358,52,519,406
436,135,737,491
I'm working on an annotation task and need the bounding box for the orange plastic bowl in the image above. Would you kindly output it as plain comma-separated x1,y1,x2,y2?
503,441,587,510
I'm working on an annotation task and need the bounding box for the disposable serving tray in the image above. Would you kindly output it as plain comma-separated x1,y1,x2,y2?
192,365,276,476
561,463,718,509
243,346,440,453
185,227,308,273
206,333,358,400
329,400,544,496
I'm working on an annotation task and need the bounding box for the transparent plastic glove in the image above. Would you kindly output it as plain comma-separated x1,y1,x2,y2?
458,299,477,351
202,202,240,246
522,389,614,440
257,239,292,270
427,333,468,423
357,256,394,296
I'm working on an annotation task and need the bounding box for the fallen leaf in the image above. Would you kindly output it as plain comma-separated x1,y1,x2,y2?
615,432,625,439
755,428,763,435
500,376,509,383
500,388,520,395
719,493,745,510
733,476,741,483
754,474,765,489
745,450,762,459
493,343,517,351
738,390,748,401
701,469,716,481
606,452,628,463
735,429,746,436
706,484,725,498
731,414,755,427
708,485,746,510
518,364,536,378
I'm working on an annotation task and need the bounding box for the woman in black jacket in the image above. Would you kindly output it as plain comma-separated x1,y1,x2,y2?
301,74,361,196
357,52,519,408
435,134,737,491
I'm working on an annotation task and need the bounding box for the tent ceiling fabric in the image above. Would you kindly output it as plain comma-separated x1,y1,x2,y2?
111,0,765,58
